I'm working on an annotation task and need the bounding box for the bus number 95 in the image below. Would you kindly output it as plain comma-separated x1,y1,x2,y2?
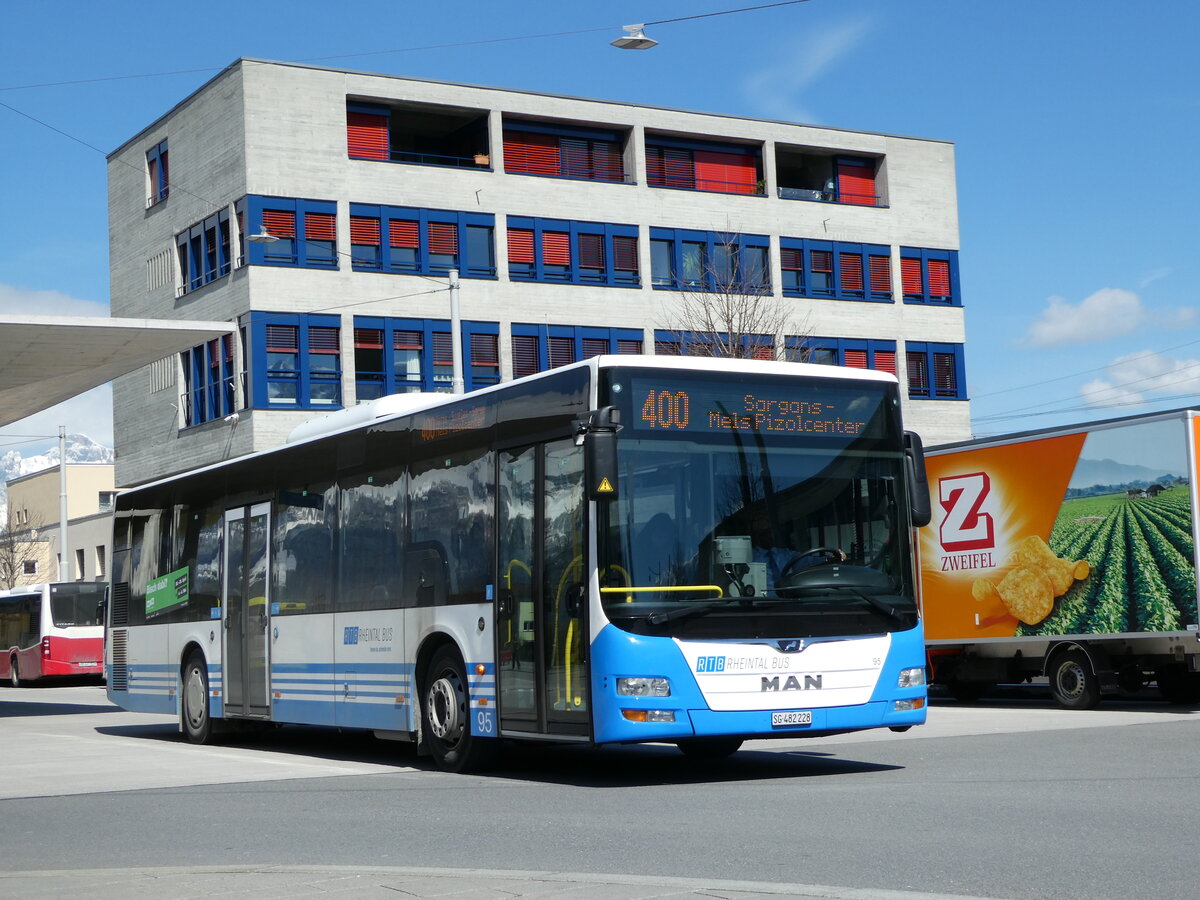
641,389,690,430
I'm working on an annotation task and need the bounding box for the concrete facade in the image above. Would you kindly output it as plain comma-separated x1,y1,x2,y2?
108,59,970,486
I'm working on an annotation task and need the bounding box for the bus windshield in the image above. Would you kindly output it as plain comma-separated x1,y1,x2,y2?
49,583,106,628
598,368,916,640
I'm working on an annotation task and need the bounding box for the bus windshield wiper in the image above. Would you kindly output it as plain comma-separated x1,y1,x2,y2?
815,584,910,627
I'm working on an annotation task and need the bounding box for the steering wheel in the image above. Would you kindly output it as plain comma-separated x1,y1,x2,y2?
778,547,842,581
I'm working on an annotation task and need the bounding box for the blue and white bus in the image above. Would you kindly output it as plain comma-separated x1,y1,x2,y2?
106,356,930,771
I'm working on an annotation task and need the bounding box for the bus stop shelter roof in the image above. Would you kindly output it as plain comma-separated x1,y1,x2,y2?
0,315,234,427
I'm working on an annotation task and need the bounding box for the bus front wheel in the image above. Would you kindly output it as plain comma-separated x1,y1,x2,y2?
422,647,494,773
181,653,213,744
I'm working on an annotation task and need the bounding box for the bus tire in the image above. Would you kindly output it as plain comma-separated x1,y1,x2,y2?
675,737,743,759
181,653,213,744
9,657,19,688
422,647,494,773
1050,649,1100,710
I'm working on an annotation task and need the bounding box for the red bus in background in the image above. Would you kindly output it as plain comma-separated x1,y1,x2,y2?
1,582,106,686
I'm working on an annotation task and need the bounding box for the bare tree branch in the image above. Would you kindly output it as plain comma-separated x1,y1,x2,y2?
0,511,48,590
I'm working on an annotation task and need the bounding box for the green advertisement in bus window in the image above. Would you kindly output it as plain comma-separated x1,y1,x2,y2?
146,566,190,616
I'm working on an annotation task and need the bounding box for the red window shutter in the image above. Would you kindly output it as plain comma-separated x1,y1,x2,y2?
780,247,803,270
810,250,832,273
347,111,389,160
582,338,608,358
752,343,774,360
266,324,298,351
901,257,923,295
559,138,590,178
354,328,383,349
542,231,570,266
389,220,419,248
843,349,868,369
655,340,681,356
432,332,454,365
647,147,695,189
350,216,380,244
548,336,575,368
222,333,234,362
305,213,336,241
617,338,643,354
511,334,539,378
578,233,604,269
503,130,560,176
928,259,951,297
471,333,499,366
308,326,340,353
507,228,535,263
836,162,876,206
839,253,864,292
591,141,624,182
695,150,757,195
934,353,958,396
393,330,422,350
868,255,892,294
907,352,929,394
262,210,296,239
612,235,638,272
873,350,896,375
427,222,458,255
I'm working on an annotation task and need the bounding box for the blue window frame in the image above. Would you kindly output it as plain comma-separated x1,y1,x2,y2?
906,342,967,400
176,209,231,296
648,228,769,292
779,238,892,302
241,196,338,269
353,317,500,398
180,335,237,427
510,324,644,378
146,139,169,205
245,312,342,410
349,205,495,279
900,247,961,306
506,217,639,287
786,336,897,375
652,329,773,359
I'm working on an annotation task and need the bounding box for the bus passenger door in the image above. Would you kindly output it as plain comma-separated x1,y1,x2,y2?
496,440,589,737
223,502,271,718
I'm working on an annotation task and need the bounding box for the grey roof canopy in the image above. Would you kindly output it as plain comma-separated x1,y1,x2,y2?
0,316,234,427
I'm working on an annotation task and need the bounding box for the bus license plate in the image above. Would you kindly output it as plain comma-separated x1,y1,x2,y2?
772,710,812,727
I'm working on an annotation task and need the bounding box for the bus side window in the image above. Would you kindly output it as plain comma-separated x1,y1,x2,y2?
405,542,447,607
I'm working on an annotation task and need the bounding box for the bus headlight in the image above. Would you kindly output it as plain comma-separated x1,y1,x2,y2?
897,667,926,688
621,709,676,723
616,677,671,697
894,697,926,712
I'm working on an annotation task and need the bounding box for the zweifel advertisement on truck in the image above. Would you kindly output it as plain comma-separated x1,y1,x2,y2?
918,408,1200,708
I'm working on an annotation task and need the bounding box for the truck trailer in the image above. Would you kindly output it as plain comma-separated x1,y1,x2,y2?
919,408,1200,709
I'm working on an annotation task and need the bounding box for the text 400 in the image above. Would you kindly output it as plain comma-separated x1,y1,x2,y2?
641,390,690,429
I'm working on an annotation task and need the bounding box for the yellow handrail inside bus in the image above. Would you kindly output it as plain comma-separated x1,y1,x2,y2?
600,584,726,599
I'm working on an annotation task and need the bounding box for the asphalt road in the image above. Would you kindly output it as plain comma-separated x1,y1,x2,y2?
2,682,1199,899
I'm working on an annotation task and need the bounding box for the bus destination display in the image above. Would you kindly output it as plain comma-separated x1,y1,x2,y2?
631,378,874,436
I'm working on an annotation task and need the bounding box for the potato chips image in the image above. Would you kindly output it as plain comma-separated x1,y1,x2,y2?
972,536,1090,625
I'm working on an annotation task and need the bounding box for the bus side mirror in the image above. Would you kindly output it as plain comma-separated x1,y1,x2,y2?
905,430,932,527
579,406,620,501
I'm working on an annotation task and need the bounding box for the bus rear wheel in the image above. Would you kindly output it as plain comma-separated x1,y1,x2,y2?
181,653,213,744
9,658,19,688
422,647,494,773
675,737,744,759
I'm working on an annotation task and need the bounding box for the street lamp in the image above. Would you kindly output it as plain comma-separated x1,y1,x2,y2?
612,24,657,50
246,227,278,243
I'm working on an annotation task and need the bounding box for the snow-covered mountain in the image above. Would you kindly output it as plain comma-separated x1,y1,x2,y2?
0,434,115,523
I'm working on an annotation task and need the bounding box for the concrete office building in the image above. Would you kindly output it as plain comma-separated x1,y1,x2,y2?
108,59,969,487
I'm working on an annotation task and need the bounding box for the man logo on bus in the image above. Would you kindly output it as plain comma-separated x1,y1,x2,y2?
938,472,994,552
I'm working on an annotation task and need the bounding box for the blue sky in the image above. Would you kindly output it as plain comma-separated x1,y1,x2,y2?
1,0,1197,454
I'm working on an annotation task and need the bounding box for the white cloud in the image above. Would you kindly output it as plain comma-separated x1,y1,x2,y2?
1023,289,1145,348
1079,350,1200,409
741,18,874,123
0,283,108,317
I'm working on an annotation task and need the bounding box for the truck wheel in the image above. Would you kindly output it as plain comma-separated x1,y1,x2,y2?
1155,667,1200,705
1050,650,1100,709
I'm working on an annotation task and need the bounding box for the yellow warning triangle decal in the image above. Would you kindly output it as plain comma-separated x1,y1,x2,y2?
596,477,614,493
